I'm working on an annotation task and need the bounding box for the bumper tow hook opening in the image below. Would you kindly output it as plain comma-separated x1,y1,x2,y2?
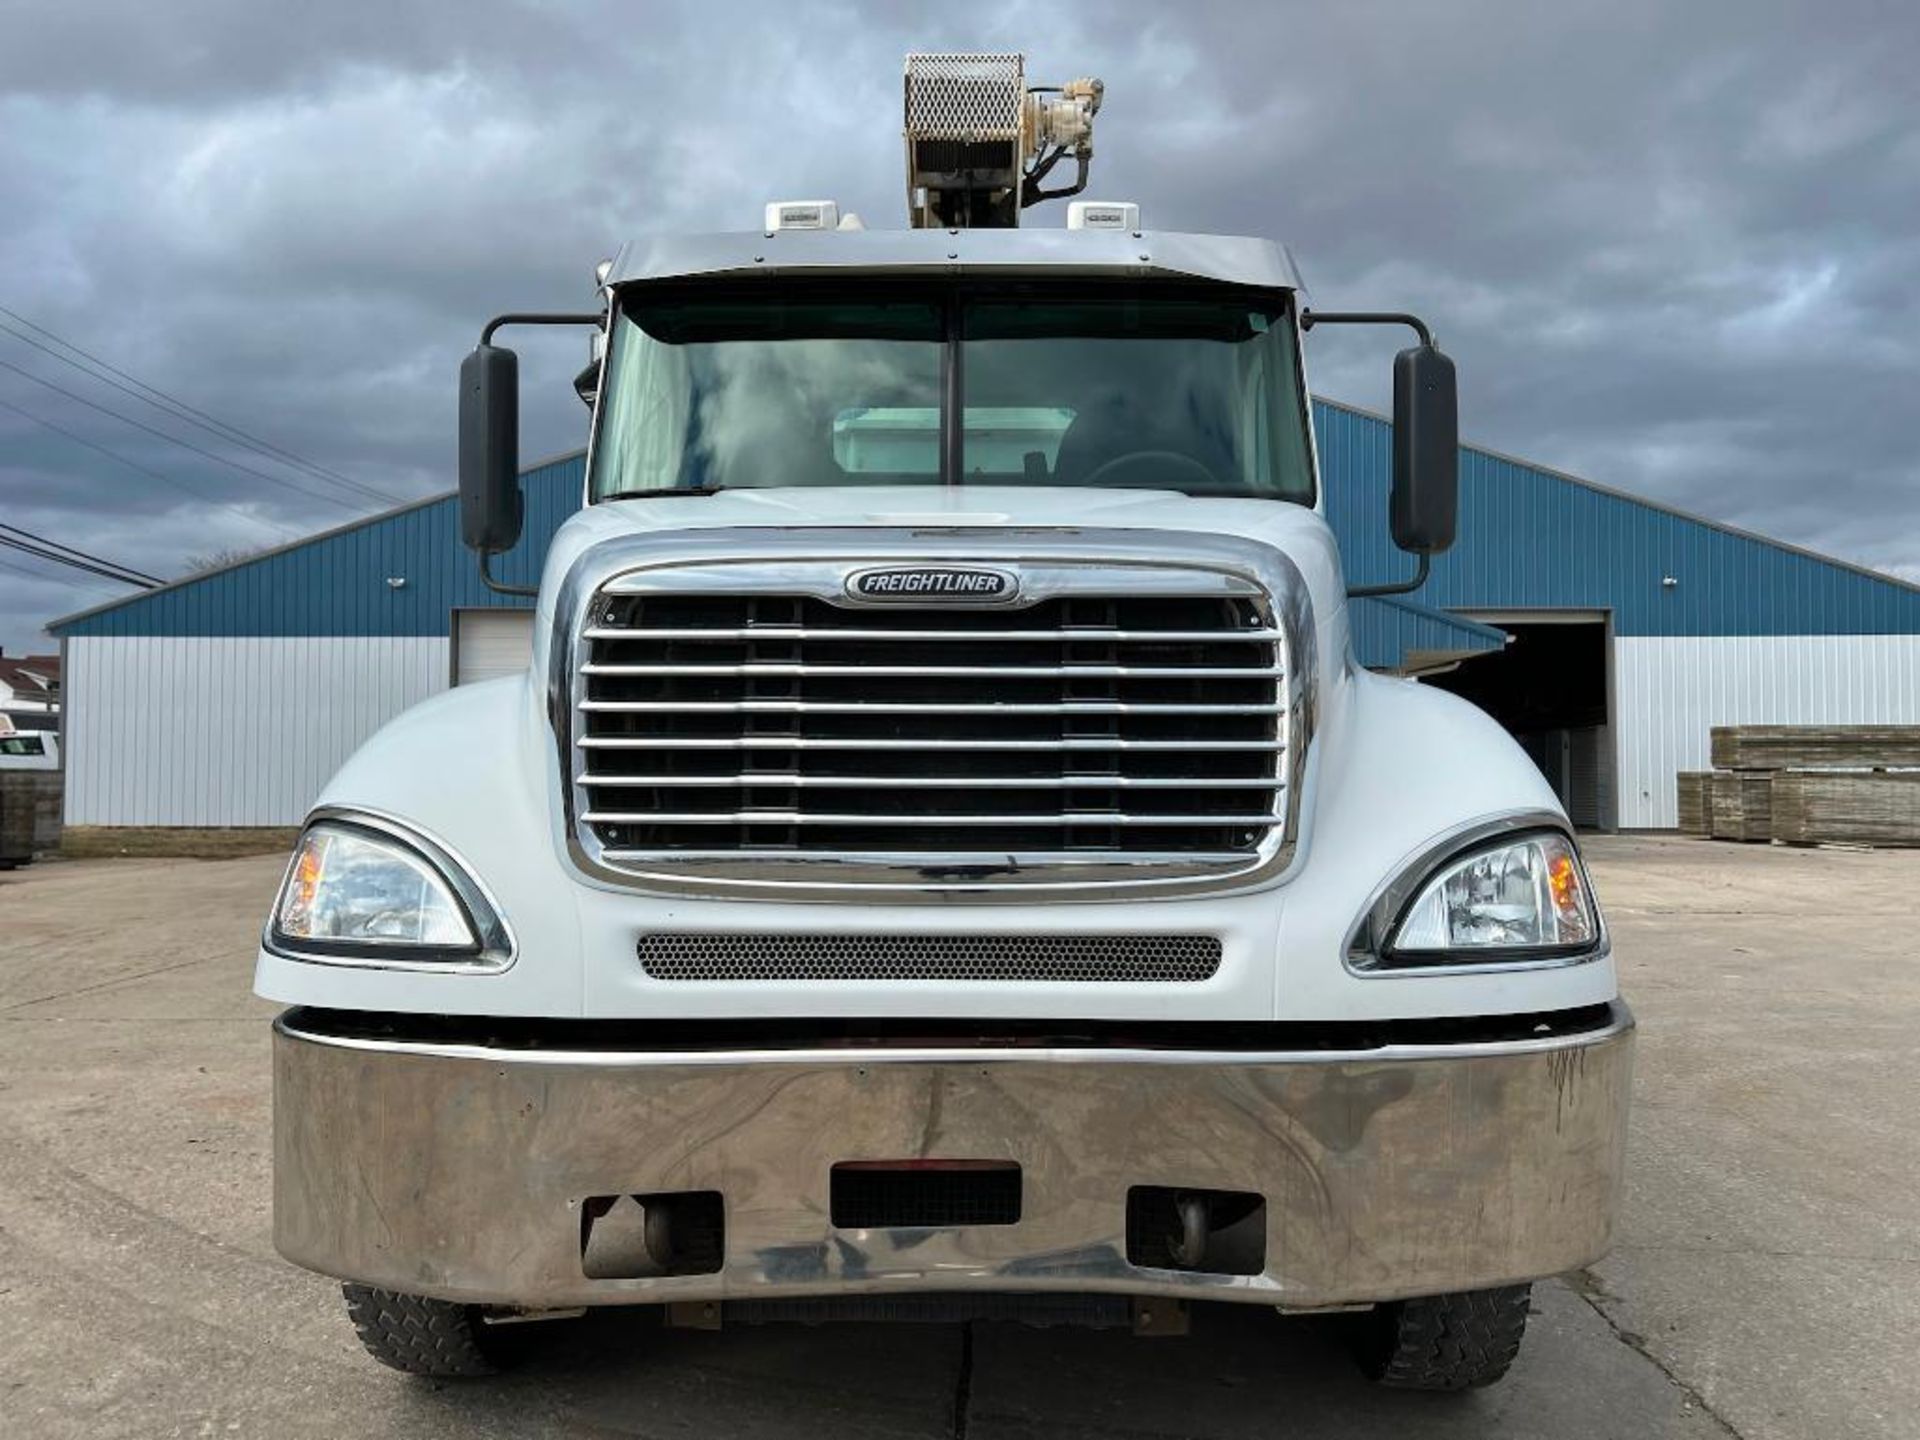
581,1191,725,1279
1128,1186,1267,1277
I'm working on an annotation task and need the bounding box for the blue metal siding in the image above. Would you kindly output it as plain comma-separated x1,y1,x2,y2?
58,454,583,638
1349,595,1506,671
1317,402,1920,636
55,409,1920,641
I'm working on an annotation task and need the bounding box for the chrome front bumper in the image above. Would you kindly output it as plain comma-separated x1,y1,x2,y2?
273,1005,1633,1309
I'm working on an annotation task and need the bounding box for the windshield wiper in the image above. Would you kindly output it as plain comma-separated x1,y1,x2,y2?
601,486,729,500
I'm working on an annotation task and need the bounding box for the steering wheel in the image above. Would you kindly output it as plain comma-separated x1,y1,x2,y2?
1076,449,1221,490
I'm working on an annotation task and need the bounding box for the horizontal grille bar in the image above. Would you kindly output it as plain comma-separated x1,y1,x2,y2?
581,699,1284,715
581,662,1286,680
579,736,1284,752
580,774,1282,789
603,849,1255,866
637,933,1224,982
586,811,1282,827
585,626,1281,643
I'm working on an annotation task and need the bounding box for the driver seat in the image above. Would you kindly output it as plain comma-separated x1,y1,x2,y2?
1049,404,1215,487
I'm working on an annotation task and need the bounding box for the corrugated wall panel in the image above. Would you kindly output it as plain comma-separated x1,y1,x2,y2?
1347,595,1506,670
57,453,583,639
64,636,450,826
1315,402,1920,636
62,412,1920,644
50,407,1920,833
1614,636,1920,827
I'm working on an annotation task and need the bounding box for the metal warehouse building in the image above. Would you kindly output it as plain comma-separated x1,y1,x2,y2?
49,399,1920,830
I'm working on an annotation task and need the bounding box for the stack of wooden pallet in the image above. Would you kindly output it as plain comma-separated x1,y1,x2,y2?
1676,771,1711,835
1710,769,1774,842
1677,726,1920,847
0,771,61,867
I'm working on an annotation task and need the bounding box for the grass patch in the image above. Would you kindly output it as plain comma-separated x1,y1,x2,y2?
60,826,300,861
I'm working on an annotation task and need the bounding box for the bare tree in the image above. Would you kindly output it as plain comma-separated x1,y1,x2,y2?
182,546,266,575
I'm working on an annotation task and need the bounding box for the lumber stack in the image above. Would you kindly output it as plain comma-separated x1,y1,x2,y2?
1771,772,1920,848
1701,725,1920,848
1711,725,1920,771
1675,771,1711,836
1709,771,1772,842
0,772,62,866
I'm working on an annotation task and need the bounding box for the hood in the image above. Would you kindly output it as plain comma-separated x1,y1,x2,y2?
545,484,1343,599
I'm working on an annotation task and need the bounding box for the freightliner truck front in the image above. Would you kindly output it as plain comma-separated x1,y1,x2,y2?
259,54,1632,1389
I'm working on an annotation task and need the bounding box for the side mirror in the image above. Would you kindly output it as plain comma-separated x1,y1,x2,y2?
459,343,522,554
1390,343,1458,555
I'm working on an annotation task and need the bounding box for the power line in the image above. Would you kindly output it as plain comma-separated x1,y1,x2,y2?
0,523,162,585
0,394,296,541
0,551,125,597
0,551,113,590
0,534,152,586
0,529,160,588
0,533,157,588
0,316,404,510
0,302,387,495
0,303,404,507
0,356,376,516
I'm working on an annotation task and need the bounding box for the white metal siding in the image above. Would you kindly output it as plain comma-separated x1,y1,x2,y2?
1614,636,1920,828
453,609,534,686
64,636,449,826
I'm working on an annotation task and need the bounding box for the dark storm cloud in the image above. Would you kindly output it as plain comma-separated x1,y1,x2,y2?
2,0,1916,648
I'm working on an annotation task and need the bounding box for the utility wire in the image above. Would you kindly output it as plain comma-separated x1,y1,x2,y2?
0,551,120,592
0,356,375,515
0,533,152,586
0,522,162,585
0,533,158,588
0,394,296,541
0,303,404,507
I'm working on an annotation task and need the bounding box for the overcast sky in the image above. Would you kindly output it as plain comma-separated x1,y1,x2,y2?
2,0,1916,652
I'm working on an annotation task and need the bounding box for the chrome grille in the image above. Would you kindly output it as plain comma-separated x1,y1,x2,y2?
638,934,1222,983
564,546,1302,897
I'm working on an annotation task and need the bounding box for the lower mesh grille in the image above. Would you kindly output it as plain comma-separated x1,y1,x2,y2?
637,933,1222,983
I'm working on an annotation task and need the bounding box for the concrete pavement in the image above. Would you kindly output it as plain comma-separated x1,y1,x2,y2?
3,836,1913,1438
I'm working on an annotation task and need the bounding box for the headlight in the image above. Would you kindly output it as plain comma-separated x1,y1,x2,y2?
267,817,509,967
1351,826,1602,971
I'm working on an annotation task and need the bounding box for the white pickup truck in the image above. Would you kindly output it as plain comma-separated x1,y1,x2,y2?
258,54,1631,1391
0,727,58,770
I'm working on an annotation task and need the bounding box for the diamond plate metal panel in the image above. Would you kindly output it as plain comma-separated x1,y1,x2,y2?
905,52,1023,140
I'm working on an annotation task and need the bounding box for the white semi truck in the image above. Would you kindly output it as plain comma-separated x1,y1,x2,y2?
259,54,1631,1390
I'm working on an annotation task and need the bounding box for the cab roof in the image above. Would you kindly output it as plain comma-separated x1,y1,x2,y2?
605,228,1306,293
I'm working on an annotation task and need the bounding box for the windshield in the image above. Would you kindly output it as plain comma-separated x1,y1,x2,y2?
590,282,1314,502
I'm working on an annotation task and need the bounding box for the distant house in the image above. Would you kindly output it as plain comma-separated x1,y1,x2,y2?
0,651,59,734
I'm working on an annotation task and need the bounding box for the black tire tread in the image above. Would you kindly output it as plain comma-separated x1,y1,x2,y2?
342,1283,501,1377
1355,1284,1531,1391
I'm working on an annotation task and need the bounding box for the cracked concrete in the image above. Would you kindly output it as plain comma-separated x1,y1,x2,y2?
1,837,1913,1438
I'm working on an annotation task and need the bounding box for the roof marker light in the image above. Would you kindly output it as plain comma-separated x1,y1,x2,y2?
1067,201,1140,231
764,200,841,232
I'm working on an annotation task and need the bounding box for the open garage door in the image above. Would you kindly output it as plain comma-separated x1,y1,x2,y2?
453,608,534,686
1425,613,1614,829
